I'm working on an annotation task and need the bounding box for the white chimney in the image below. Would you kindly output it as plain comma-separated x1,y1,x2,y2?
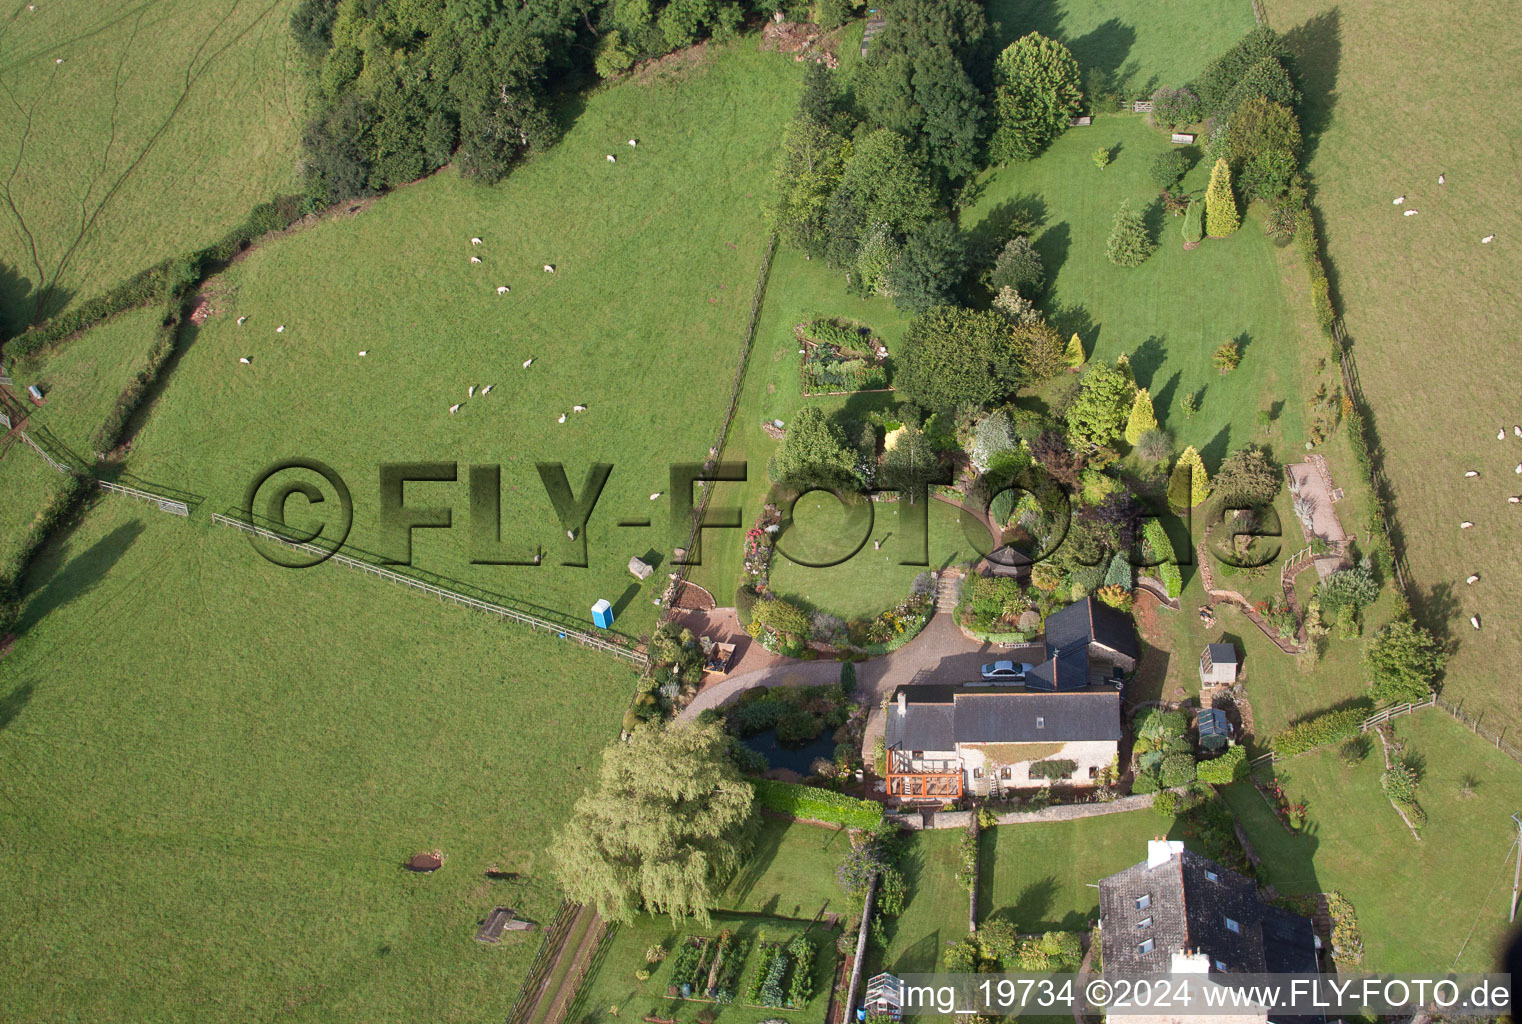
1147,838,1183,868
897,692,906,714
1170,949,1211,974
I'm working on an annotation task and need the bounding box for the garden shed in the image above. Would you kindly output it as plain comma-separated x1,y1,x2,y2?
1198,642,1239,687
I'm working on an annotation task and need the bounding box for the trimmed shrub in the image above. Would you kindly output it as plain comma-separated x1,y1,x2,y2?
1158,753,1197,787
1196,745,1246,784
1182,199,1204,245
1149,149,1190,189
1271,702,1373,757
1205,158,1239,237
751,779,883,828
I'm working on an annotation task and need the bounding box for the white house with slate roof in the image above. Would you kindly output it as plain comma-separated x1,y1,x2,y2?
883,597,1137,799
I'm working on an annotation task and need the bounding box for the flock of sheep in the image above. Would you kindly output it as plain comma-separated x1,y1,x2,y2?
1392,173,1495,243
1458,425,1522,630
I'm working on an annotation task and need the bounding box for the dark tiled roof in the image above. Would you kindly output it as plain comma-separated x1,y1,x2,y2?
884,685,1121,747
1207,642,1239,665
1098,848,1318,979
1044,597,1139,661
1023,645,1096,691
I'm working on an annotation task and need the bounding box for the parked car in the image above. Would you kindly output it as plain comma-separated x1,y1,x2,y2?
979,660,1033,682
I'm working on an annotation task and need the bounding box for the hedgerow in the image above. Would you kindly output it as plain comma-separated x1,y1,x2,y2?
1270,702,1372,757
750,779,883,828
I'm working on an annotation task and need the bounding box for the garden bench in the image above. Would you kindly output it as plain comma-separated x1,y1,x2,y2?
1068,115,1091,126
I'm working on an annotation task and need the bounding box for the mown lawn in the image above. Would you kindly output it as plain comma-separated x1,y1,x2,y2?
0,500,638,1023
720,818,853,920
875,829,969,974
0,0,304,332
967,114,1307,464
1222,710,1522,972
986,0,1256,90
118,41,798,638
570,911,840,1024
0,305,163,566
1263,0,1522,736
977,808,1189,932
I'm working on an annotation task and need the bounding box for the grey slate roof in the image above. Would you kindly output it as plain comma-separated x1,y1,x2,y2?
1098,847,1318,979
1207,642,1239,666
884,685,1122,748
1044,596,1140,661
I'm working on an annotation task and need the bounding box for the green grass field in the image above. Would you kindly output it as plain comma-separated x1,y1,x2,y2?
1223,710,1522,972
875,829,970,974
0,305,163,565
0,0,304,333
0,499,638,1022
114,41,796,638
1261,0,1522,734
721,818,852,919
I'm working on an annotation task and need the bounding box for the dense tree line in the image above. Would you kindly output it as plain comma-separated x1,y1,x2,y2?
291,0,770,203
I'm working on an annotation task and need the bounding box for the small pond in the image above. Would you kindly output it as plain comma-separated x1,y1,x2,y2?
740,728,837,775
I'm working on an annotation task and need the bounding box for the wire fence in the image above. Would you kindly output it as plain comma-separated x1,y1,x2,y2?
14,425,193,516
666,233,777,611
1434,696,1522,766
210,510,648,666
505,899,576,1024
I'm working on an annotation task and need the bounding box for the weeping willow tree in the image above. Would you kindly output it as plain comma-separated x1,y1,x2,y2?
552,720,758,925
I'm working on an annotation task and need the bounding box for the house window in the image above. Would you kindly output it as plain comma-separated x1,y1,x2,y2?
1135,895,1151,911
1136,917,1151,929
1205,869,1220,883
1224,917,1241,934
1137,939,1155,955
1036,717,1045,729
1088,766,1099,780
1001,767,1011,780
973,767,982,779
911,751,923,760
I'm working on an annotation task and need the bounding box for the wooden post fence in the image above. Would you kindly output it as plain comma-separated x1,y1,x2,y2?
210,511,648,666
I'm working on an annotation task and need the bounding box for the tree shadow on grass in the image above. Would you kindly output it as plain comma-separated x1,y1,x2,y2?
1152,371,1183,427
1034,221,1071,289
1409,580,1462,655
0,681,34,732
18,519,144,634
1012,875,1060,929
1199,424,1232,473
1131,336,1168,390
1281,8,1342,163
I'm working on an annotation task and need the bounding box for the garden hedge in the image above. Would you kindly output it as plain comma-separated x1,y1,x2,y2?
1270,702,1372,757
751,779,882,828
1196,745,1246,784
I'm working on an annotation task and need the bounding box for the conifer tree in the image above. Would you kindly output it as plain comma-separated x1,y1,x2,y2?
1064,332,1085,370
1105,199,1155,267
1124,387,1157,445
1206,158,1240,237
1168,446,1211,508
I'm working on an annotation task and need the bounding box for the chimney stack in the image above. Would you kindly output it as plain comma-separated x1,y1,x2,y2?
897,691,906,714
1147,838,1183,868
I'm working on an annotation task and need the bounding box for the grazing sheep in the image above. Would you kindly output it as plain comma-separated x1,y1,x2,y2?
236,316,247,325
522,358,533,368
1466,470,1480,478
276,325,285,333
543,264,556,272
1510,496,1521,504
606,154,616,162
482,384,494,394
628,139,637,147
573,404,587,412
54,57,62,64
358,350,368,356
1438,173,1446,184
649,492,662,501
1403,209,1419,216
1467,574,1481,585
1471,615,1482,630
1500,429,1508,440
468,385,476,398
470,255,482,264
567,529,576,540
239,357,251,364
558,413,566,423
1483,235,1496,243
497,285,509,294
1514,426,1521,437
1393,196,1405,204
1461,521,1475,529
1515,463,1521,474
450,404,461,415
471,237,483,245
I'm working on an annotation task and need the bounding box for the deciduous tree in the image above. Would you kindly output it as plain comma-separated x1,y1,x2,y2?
1365,619,1446,704
768,406,865,493
1065,362,1134,450
552,721,758,925
989,33,1083,163
896,307,1022,410
884,219,967,313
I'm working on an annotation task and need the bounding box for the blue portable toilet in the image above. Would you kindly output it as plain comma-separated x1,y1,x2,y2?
591,599,614,630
